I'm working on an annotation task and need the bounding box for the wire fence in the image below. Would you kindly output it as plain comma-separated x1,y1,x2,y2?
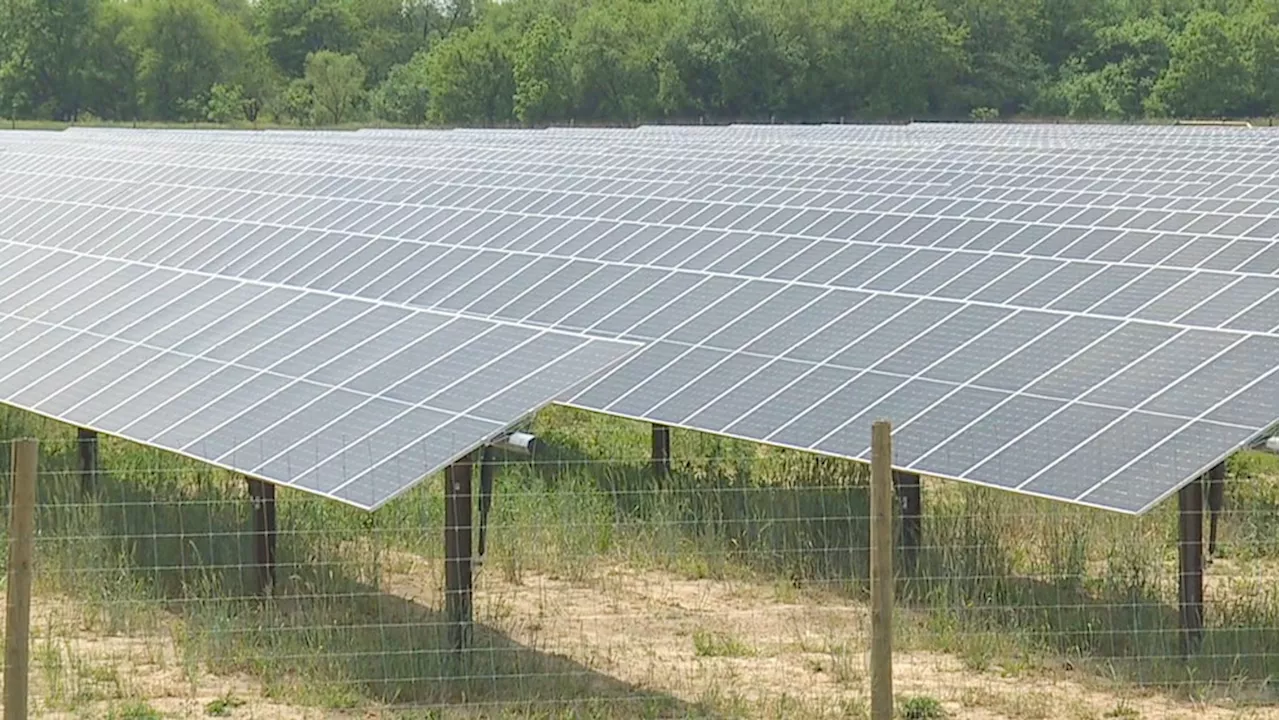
1,406,1277,719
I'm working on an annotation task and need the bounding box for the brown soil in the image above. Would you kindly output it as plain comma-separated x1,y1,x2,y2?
380,551,1275,720
9,555,1275,719
15,596,351,719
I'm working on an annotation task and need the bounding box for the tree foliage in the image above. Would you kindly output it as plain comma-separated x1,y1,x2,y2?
374,50,431,125
423,26,513,124
305,49,364,124
1,0,1274,125
513,15,570,125
129,0,259,121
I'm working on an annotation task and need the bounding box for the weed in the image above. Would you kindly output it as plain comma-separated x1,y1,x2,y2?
691,629,755,658
2,404,1277,716
204,692,245,716
840,696,871,719
899,694,947,720
1103,699,1141,718
108,700,163,720
824,640,862,686
36,627,67,708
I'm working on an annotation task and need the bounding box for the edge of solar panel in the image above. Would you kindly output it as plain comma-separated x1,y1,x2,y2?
4,124,1275,516
559,399,1263,516
0,333,640,507
0,331,641,511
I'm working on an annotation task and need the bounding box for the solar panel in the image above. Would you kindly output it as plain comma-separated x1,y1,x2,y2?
0,124,1274,514
0,237,637,510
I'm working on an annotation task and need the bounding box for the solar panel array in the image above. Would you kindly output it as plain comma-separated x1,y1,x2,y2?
0,132,641,509
0,123,1275,513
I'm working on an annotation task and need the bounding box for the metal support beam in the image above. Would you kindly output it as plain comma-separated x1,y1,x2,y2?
1177,475,1204,656
894,471,922,575
247,478,277,596
651,424,671,483
444,456,474,651
77,427,98,496
1206,462,1226,559
477,446,496,564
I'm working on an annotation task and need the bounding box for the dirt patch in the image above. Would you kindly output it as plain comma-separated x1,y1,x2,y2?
7,596,352,719
6,556,1274,719
381,551,1273,719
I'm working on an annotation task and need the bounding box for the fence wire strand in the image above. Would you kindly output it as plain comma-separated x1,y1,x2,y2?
1,407,1277,719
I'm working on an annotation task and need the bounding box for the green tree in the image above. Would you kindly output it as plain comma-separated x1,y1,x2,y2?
937,0,1046,115
352,0,421,84
1035,0,1116,69
130,0,258,121
1035,17,1172,119
255,0,358,77
81,0,142,121
567,1,665,121
0,0,1274,126
206,81,245,122
304,50,365,124
279,76,314,123
0,0,97,119
824,0,968,118
656,0,790,119
424,26,515,124
1146,10,1251,117
1036,61,1111,118
374,51,430,124
512,14,571,125
234,42,283,123
1232,0,1278,116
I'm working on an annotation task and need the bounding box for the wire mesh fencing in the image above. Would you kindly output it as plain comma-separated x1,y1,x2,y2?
1,407,1277,719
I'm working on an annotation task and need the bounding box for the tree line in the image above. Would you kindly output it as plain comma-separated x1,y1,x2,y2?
1,0,1275,127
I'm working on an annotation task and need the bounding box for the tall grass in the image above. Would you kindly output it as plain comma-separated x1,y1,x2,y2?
1,404,1276,715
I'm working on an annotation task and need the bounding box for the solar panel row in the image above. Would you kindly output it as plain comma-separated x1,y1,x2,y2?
0,236,636,508
0,124,1274,513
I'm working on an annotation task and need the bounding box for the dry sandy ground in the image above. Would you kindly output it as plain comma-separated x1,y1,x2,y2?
11,555,1275,719
382,552,1274,720
16,597,340,719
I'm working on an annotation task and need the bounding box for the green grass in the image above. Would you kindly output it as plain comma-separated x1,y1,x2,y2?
107,700,164,720
1103,699,1141,718
899,694,948,720
691,629,755,658
203,692,245,716
0,118,370,132
1,404,1277,717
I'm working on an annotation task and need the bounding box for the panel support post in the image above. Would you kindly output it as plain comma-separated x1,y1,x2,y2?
894,470,922,576
444,456,474,652
77,427,98,497
477,446,496,564
651,424,671,484
6,438,37,720
247,478,277,596
869,421,894,720
1206,462,1226,559
1177,475,1204,656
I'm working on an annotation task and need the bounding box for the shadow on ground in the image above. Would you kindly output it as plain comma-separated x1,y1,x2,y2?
525,429,1278,698
8,429,699,717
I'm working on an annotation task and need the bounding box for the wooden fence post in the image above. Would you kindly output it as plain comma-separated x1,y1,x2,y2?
870,421,894,720
5,438,37,720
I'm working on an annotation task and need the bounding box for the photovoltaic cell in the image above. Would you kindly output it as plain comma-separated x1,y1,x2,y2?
0,240,637,510
0,122,1274,515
